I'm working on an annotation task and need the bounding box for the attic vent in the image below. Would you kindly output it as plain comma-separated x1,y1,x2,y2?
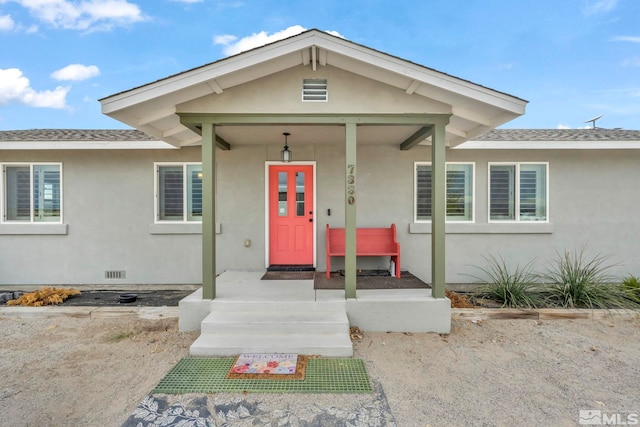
302,79,328,102
105,270,126,279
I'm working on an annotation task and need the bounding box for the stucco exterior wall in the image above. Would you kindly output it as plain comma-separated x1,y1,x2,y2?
0,147,203,285
2,144,639,286
178,65,451,114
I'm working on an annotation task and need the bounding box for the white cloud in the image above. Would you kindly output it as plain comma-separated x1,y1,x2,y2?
611,35,640,43
583,0,618,15
214,25,307,56
213,34,236,45
2,0,145,31
0,68,69,108
0,14,15,31
213,26,345,57
622,57,640,67
326,30,344,38
51,64,100,81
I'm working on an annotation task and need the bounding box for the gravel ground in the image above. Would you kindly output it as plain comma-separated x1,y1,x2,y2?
1,313,639,426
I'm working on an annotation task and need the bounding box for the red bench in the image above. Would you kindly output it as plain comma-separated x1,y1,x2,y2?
325,224,401,279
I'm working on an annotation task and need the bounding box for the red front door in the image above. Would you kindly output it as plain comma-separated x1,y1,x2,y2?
269,165,314,265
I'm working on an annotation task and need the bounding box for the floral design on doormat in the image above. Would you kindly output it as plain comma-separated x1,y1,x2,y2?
226,353,307,380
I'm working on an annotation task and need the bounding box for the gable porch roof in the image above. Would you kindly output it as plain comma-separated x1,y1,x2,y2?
99,29,527,148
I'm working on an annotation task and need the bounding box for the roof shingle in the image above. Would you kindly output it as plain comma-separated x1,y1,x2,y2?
0,129,156,141
474,129,640,141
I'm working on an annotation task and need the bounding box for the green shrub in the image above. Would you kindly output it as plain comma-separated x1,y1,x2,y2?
621,275,640,304
541,246,632,309
468,255,542,308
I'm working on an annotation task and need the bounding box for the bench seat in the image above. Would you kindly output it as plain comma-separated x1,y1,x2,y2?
325,224,401,278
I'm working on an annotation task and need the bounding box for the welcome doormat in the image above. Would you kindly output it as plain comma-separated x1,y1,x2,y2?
226,353,307,380
153,357,372,394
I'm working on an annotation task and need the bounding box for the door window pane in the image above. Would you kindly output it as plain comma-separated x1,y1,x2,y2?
296,172,305,216
278,171,288,216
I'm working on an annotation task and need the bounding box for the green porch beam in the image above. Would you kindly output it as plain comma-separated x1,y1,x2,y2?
431,121,447,299
345,122,357,299
179,112,452,126
400,125,434,150
201,123,217,299
182,123,231,150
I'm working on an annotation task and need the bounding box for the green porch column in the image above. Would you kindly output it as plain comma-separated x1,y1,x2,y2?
201,123,216,299
345,122,357,299
431,121,447,298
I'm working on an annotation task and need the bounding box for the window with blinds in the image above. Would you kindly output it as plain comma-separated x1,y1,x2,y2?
415,163,473,222
156,163,202,222
3,164,62,223
489,163,547,222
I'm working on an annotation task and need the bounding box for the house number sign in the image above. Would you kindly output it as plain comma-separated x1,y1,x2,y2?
347,164,356,205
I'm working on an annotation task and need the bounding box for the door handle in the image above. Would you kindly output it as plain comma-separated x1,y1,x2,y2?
309,218,313,222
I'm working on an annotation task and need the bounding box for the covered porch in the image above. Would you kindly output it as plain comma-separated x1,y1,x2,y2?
180,271,450,357
99,29,526,355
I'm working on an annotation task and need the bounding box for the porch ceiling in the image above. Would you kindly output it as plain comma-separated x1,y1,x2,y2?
179,124,427,147
100,29,527,149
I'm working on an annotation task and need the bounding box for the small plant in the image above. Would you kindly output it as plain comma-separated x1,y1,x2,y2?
541,246,631,309
467,255,542,308
621,275,640,304
107,331,133,343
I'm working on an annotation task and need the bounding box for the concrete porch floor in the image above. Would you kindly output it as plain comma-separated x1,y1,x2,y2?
179,271,451,335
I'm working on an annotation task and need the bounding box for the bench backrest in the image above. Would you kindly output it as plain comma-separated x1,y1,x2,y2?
326,224,399,254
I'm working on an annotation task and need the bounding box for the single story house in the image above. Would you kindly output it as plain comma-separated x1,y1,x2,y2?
2,30,639,355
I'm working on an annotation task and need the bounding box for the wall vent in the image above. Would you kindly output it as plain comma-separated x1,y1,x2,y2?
105,270,126,279
302,79,328,102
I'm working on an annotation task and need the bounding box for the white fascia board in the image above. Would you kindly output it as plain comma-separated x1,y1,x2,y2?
455,140,640,150
101,30,527,118
0,140,176,150
101,32,323,114
311,33,527,114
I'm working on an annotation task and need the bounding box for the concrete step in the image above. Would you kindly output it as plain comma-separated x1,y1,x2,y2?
201,309,348,335
190,332,353,357
209,300,346,313
190,300,353,357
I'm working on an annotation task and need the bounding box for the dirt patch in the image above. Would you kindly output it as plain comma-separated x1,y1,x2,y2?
1,315,639,426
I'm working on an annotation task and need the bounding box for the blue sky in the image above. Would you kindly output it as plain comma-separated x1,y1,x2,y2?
0,0,638,131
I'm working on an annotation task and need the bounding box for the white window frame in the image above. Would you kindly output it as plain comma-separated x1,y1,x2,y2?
414,161,475,223
154,162,203,223
1,162,63,224
488,162,549,223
